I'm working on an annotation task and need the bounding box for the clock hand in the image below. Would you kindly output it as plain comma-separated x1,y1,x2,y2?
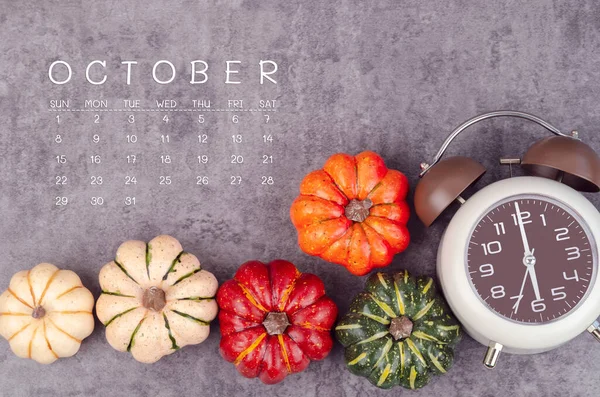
527,255,542,301
511,266,529,313
514,202,532,255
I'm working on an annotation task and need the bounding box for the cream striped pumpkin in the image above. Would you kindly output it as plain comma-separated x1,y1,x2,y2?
0,263,95,364
96,235,218,363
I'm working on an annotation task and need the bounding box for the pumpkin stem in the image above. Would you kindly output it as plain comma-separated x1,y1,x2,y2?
142,286,167,312
345,198,373,222
389,316,413,340
262,312,290,335
32,306,46,319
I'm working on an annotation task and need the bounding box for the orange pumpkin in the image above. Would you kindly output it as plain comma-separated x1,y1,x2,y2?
290,151,410,275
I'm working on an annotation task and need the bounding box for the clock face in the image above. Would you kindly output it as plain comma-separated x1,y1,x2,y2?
466,194,597,324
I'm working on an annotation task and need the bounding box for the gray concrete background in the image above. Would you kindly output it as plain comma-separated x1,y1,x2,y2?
1,0,600,396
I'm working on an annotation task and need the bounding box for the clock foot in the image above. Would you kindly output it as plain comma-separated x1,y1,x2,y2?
588,320,600,342
483,342,503,369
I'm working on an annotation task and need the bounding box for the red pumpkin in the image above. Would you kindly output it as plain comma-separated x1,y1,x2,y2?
217,260,338,384
290,151,410,275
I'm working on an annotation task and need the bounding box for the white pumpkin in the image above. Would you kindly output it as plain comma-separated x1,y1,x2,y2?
96,235,219,363
0,263,95,364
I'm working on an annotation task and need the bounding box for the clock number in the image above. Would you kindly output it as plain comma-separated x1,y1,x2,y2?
479,263,494,277
511,210,531,225
531,299,546,313
481,241,502,255
565,246,581,261
563,269,580,282
490,285,505,299
554,228,570,241
540,214,547,227
493,222,506,235
551,286,567,301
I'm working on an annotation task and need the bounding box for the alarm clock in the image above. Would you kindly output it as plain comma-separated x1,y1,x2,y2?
415,110,600,368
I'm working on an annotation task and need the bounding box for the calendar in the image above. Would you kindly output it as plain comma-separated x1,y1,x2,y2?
46,59,281,210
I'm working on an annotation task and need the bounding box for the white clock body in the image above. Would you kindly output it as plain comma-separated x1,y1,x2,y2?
438,176,600,354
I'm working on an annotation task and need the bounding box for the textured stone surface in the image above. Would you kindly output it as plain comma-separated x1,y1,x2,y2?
1,0,600,396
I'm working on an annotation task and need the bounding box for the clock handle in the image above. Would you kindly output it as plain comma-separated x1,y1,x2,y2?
483,341,503,369
419,110,573,177
588,320,600,342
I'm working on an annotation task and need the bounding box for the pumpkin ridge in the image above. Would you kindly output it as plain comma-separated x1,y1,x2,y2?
355,223,373,269
53,310,93,315
7,322,31,341
161,251,186,281
27,271,36,306
413,300,435,321
46,317,81,343
371,337,393,369
358,311,390,325
233,331,267,365
178,296,213,301
170,309,210,325
127,316,146,352
37,269,61,306
368,293,397,319
7,288,33,310
321,168,351,202
365,214,406,226
55,285,83,300
171,267,202,286
235,281,269,313
101,291,135,298
42,321,58,359
145,243,152,279
392,280,406,316
28,325,38,358
163,313,180,350
103,307,138,327
276,269,301,312
114,260,139,285
277,334,292,373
